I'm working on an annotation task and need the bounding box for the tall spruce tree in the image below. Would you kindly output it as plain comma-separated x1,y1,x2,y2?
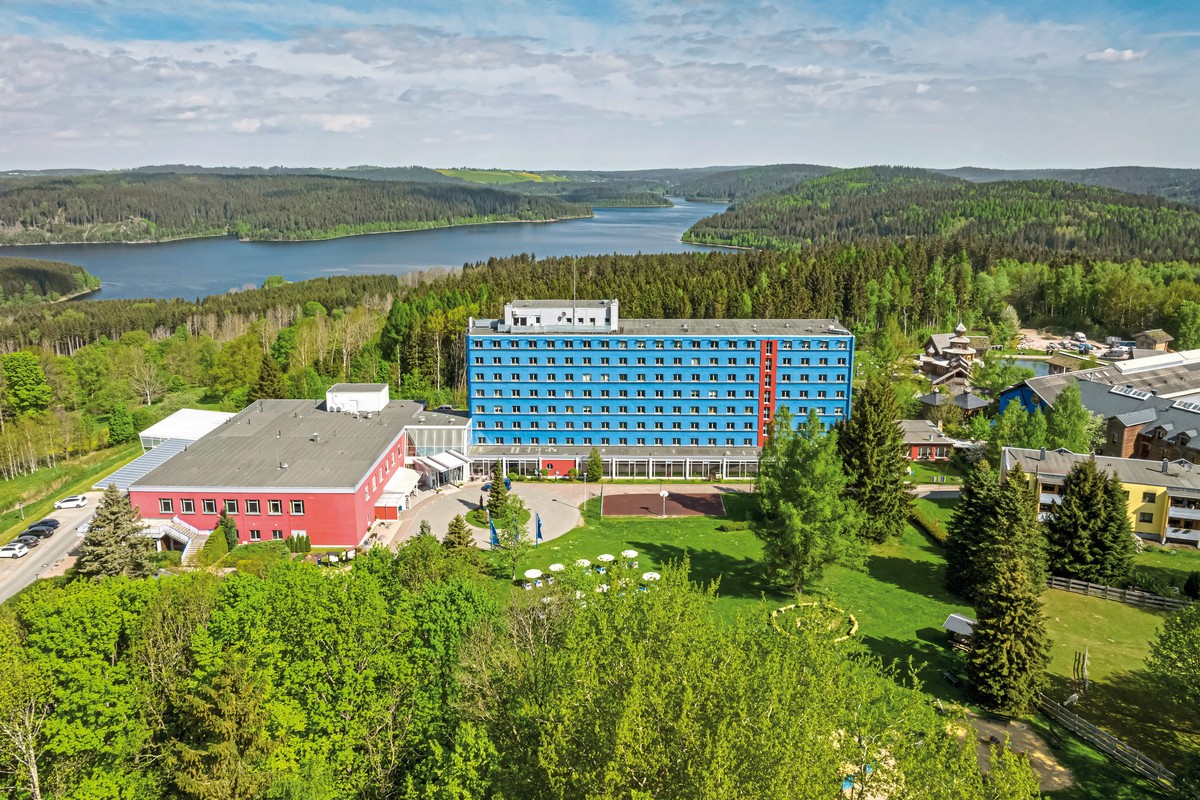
754,409,864,592
587,447,603,484
966,465,1051,714
76,484,155,579
1044,459,1108,580
836,370,912,543
487,462,509,519
248,350,287,402
944,459,1001,601
1094,473,1135,586
968,554,1051,715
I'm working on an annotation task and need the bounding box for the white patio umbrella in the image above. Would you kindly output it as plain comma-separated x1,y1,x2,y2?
620,549,638,559
575,558,592,568
597,553,616,563
549,563,566,572
595,583,610,593
642,572,661,582
523,568,543,580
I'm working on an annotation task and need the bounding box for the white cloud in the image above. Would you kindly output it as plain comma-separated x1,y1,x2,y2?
1085,48,1147,62
307,113,372,133
232,118,263,134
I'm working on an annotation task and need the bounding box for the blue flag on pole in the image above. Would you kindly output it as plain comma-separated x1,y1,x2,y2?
536,512,543,546
489,518,498,549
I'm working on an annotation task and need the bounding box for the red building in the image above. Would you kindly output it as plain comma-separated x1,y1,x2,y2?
898,419,956,461
128,386,467,547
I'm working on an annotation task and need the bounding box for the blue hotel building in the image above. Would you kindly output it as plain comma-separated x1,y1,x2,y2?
465,299,855,480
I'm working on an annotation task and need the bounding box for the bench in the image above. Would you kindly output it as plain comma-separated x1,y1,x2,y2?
941,670,964,688
983,711,1015,726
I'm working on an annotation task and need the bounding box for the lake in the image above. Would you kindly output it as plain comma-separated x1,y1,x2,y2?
9,199,727,301
1013,358,1051,377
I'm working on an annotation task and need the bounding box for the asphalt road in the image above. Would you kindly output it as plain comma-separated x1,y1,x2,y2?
0,490,101,604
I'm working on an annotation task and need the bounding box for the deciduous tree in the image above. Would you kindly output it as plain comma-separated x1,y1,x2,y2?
1047,382,1096,453
1148,601,1200,707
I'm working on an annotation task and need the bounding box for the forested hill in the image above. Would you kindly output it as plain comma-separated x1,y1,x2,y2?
683,166,1200,262
0,173,591,244
934,165,1200,208
0,257,99,304
674,163,835,201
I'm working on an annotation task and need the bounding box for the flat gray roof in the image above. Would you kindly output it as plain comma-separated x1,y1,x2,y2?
470,317,849,337
511,299,611,308
1003,447,1200,493
468,444,761,459
328,382,389,392
132,399,435,491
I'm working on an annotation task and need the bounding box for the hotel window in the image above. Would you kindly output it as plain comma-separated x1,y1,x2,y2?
202,499,217,515
290,500,305,515
272,530,284,540
246,500,260,515
181,498,195,514
1142,492,1155,503
249,530,261,542
224,499,238,514
269,499,282,515
159,498,173,515
1139,512,1154,524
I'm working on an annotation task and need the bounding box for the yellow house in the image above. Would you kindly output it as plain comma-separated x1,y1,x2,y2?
1000,447,1200,546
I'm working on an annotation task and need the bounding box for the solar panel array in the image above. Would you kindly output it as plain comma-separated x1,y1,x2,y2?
1109,385,1152,401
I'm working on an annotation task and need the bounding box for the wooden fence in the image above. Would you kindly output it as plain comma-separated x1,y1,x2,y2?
1038,693,1176,789
1046,576,1189,611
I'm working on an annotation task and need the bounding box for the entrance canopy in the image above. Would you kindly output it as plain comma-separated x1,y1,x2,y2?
383,467,421,495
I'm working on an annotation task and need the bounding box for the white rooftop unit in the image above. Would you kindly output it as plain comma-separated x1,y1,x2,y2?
326,383,390,414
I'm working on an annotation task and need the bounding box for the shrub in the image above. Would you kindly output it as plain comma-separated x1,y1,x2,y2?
567,467,579,480
717,521,751,532
1128,567,1180,598
285,533,312,553
194,528,230,567
909,505,948,544
1185,571,1200,600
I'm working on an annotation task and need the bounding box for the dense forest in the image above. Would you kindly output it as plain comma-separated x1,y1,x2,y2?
683,166,1200,262
674,163,834,201
0,174,590,244
0,259,98,305
935,165,1200,208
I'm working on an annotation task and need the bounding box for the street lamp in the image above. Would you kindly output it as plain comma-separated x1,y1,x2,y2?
660,488,669,517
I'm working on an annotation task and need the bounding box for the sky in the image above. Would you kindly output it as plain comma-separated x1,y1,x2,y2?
3,0,1199,170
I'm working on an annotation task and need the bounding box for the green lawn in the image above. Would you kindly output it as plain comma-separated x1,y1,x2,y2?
906,460,964,485
467,507,531,529
435,168,565,184
0,442,142,545
1134,543,1200,589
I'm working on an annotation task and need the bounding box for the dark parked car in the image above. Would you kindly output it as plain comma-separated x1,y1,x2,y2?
33,518,60,529
20,527,54,539
14,535,41,548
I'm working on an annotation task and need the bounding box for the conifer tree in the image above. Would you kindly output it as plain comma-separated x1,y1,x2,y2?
417,520,434,540
944,459,1000,601
444,514,475,551
587,447,603,484
1044,459,1107,580
217,510,239,550
76,483,155,579
248,350,286,402
487,462,509,520
967,465,1051,715
968,561,1051,715
754,409,864,592
836,370,912,543
1094,473,1135,586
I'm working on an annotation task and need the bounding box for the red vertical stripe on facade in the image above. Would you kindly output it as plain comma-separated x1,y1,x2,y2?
757,340,778,446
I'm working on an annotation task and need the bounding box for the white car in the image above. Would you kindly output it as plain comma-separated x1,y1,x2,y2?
0,542,29,559
53,495,88,509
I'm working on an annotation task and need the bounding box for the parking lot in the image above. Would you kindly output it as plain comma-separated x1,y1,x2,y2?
0,491,100,604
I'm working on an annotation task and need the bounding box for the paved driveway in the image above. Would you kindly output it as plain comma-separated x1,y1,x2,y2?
0,491,101,604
